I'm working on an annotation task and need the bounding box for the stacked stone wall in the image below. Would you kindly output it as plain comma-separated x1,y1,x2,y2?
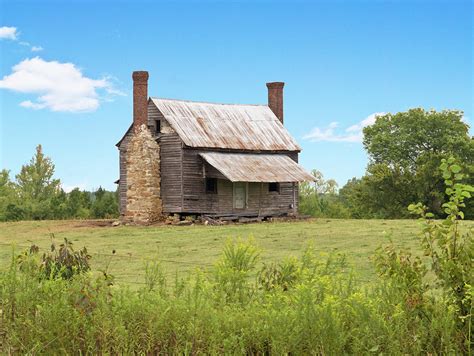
123,124,162,224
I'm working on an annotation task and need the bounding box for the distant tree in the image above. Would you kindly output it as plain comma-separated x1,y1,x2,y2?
0,170,18,221
347,108,474,218
15,145,61,219
91,187,119,219
299,170,349,218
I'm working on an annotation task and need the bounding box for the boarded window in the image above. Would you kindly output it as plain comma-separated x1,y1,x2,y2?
205,178,217,194
269,182,280,193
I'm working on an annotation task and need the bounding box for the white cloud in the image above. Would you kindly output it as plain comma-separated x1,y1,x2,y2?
61,182,88,193
0,57,123,112
31,45,43,52
0,26,18,40
304,112,386,143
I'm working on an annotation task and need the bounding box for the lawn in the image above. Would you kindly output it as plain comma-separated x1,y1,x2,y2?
1,218,470,286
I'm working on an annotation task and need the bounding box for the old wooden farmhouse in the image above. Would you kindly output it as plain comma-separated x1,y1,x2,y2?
117,71,314,224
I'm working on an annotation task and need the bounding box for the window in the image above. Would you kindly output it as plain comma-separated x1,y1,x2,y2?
205,178,217,194
269,182,280,193
155,120,161,134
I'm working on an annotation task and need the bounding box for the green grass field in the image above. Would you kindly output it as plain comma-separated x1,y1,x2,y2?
1,218,472,286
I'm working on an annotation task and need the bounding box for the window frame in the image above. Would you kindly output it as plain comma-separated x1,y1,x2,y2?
268,182,280,194
205,177,218,194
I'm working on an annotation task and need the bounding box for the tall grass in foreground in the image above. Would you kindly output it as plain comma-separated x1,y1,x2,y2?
0,159,472,354
0,239,466,355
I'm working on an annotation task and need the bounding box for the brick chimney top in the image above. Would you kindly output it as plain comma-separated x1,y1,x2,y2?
132,71,149,131
266,82,285,124
132,71,149,82
266,82,285,89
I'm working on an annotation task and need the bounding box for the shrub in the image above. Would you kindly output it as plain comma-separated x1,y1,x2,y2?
375,158,473,353
17,236,91,280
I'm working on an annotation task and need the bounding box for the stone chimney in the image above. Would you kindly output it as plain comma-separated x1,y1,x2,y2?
266,82,285,124
132,71,149,130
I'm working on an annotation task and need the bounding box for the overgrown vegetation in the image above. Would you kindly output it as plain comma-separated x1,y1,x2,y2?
0,145,118,221
340,109,473,219
298,169,350,218
1,160,472,354
300,109,473,219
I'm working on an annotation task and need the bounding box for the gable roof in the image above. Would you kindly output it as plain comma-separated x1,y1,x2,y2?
150,98,301,151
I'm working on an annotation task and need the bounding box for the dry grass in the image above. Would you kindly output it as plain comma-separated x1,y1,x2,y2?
1,218,471,286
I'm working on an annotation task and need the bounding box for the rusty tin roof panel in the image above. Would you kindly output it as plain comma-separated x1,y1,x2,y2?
199,152,314,182
151,98,301,151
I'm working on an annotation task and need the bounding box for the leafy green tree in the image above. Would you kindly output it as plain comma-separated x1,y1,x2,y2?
345,108,473,218
91,188,119,219
0,170,18,221
299,170,349,218
15,145,61,219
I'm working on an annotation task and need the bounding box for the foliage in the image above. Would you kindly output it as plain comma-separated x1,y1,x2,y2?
0,144,118,221
0,236,467,354
374,158,473,353
17,236,91,280
342,108,473,219
299,169,350,218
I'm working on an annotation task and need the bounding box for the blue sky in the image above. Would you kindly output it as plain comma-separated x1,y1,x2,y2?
1,0,472,191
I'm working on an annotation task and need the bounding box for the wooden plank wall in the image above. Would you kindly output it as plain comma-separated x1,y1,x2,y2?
160,133,183,213
181,148,300,216
149,101,185,213
118,130,132,217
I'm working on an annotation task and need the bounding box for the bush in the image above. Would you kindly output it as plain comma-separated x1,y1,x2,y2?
0,236,468,354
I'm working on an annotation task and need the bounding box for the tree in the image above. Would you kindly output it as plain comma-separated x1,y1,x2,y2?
299,170,349,218
15,145,61,219
0,170,17,221
350,108,474,218
91,188,119,219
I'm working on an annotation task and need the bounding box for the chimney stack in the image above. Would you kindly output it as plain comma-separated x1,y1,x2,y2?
132,71,149,130
266,82,285,124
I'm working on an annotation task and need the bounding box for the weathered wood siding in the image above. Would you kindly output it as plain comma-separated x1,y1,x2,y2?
160,133,183,213
149,101,184,213
118,129,132,217
180,148,299,216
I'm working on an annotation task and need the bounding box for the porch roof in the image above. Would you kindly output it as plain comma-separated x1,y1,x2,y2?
199,152,315,183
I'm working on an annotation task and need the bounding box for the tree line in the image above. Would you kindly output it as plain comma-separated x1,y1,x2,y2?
0,145,118,221
1,108,472,221
299,108,473,219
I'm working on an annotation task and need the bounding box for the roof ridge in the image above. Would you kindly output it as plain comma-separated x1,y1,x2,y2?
150,97,268,107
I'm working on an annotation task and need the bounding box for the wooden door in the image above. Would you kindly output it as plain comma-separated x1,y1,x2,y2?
233,182,246,209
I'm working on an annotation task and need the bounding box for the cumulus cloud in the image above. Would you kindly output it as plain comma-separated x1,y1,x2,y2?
0,57,123,112
304,112,386,143
0,26,18,40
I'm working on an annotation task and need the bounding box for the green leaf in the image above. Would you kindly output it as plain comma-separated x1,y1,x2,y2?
459,211,464,219
445,180,453,186
450,164,461,173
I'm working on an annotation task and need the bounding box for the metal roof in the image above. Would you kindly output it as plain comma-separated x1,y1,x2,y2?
200,152,315,182
151,98,301,151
